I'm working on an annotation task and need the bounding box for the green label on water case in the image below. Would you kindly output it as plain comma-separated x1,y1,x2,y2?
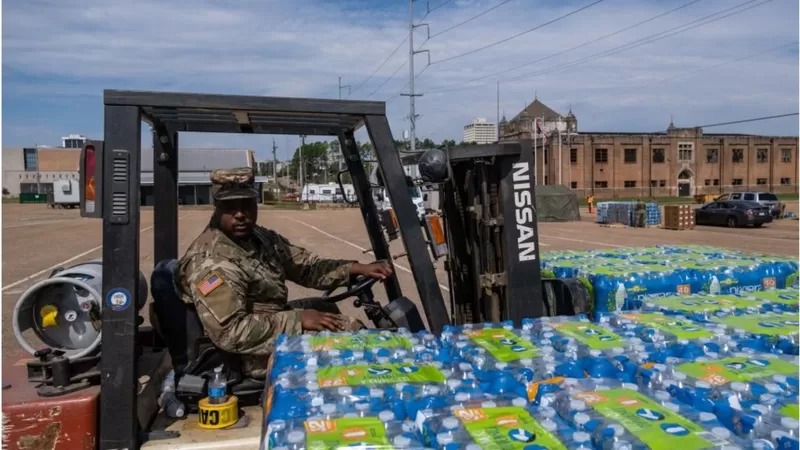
712,313,799,336
466,328,539,362
453,406,567,449
576,388,724,450
317,363,445,388
550,321,625,350
619,312,714,340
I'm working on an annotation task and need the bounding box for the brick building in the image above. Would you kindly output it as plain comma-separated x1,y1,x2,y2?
499,99,799,199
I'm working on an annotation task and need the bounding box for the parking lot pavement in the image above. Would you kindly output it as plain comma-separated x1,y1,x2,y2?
3,204,798,360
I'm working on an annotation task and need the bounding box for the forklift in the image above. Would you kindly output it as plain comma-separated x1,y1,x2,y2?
2,89,589,450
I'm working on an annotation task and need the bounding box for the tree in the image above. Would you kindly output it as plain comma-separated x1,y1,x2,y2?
441,139,457,149
290,141,329,184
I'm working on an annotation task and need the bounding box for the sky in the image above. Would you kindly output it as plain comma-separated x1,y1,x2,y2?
2,0,799,161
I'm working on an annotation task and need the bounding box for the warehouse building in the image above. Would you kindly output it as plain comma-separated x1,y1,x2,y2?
2,147,80,196
499,98,799,199
3,142,259,204
139,147,257,206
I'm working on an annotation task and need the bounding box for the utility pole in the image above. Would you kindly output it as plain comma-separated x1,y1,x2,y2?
496,81,500,142
272,138,278,195
338,76,350,99
299,135,306,199
401,0,430,153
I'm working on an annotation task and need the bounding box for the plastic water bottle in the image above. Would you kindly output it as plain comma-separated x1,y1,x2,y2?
158,369,185,418
208,365,228,404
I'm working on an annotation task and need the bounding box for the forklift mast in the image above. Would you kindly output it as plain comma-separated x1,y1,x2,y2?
419,141,590,325
79,89,450,449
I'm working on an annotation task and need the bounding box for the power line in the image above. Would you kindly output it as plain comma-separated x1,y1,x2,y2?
432,0,606,66
564,40,798,113
366,60,408,98
428,0,775,94
425,0,455,16
503,0,775,83
641,40,797,87
427,0,704,93
429,0,516,39
388,64,432,104
697,113,799,128
351,34,409,95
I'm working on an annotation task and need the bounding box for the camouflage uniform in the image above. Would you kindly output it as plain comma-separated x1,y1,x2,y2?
176,168,365,379
635,200,647,227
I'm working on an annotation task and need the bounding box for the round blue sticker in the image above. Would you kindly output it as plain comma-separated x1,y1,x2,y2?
106,288,132,312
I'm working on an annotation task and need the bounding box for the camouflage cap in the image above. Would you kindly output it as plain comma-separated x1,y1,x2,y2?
210,167,260,201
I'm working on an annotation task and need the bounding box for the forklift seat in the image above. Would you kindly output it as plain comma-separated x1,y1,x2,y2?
149,259,263,409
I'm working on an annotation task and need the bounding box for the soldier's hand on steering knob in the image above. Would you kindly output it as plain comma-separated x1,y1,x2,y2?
350,261,393,281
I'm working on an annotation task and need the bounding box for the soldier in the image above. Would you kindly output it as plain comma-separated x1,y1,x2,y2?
635,199,647,228
176,168,393,378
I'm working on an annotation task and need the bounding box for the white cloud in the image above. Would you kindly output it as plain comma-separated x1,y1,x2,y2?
3,0,798,158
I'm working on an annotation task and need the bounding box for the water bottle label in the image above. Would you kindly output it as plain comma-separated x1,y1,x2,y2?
208,386,225,399
574,388,731,450
550,322,624,350
650,295,761,314
676,356,798,386
451,406,567,449
317,363,445,388
309,334,412,351
779,403,799,419
305,417,390,448
746,289,799,309
464,328,539,362
712,312,799,335
619,313,713,340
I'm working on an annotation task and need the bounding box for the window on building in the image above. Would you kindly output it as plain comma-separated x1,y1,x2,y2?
652,148,665,163
780,177,791,185
624,180,636,188
544,149,549,164
23,148,37,171
624,148,637,163
732,148,744,163
706,148,719,163
757,148,768,163
782,148,793,163
570,181,578,189
756,178,767,185
678,142,693,161
595,148,608,163
595,181,608,188
570,148,578,164
650,180,658,187
732,178,743,186
712,179,719,186
705,179,712,186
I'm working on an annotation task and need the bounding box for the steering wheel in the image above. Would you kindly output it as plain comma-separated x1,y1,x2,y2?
321,275,379,304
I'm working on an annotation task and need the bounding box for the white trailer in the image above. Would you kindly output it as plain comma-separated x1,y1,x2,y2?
298,182,355,203
48,179,80,208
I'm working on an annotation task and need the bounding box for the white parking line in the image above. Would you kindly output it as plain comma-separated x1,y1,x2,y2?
280,216,451,292
2,224,156,290
539,234,632,248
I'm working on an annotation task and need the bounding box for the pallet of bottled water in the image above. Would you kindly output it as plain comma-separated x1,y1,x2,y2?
261,318,799,449
540,245,799,319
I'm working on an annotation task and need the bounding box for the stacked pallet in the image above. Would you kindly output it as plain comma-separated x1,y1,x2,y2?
595,201,661,226
663,204,695,230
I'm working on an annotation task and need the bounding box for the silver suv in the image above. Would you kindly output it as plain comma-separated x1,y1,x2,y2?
716,192,782,218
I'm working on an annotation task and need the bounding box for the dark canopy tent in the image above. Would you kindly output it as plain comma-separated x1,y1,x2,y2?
535,185,581,222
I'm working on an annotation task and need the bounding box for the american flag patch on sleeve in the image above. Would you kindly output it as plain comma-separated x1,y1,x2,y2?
197,273,224,296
